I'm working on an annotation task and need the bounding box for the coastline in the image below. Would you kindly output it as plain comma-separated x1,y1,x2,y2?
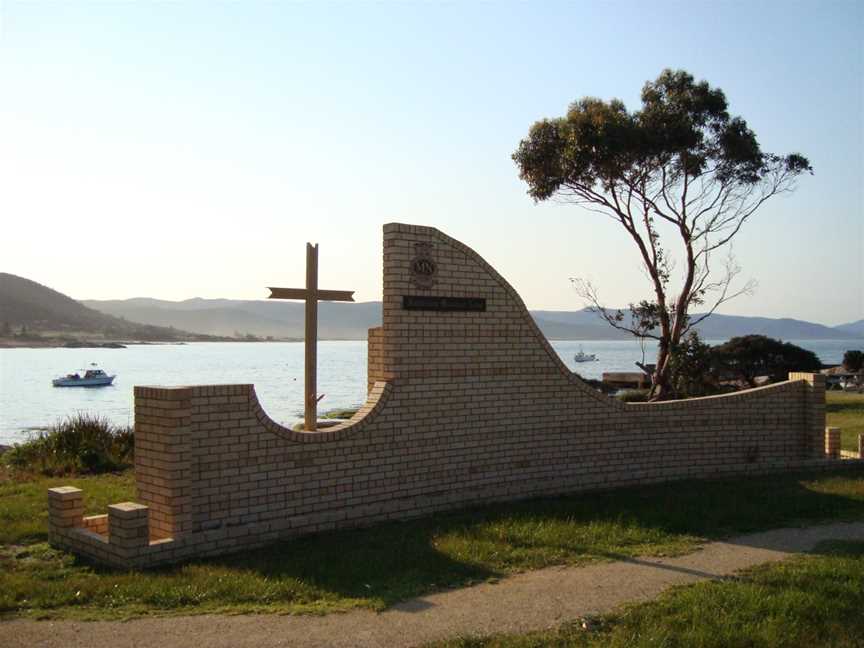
1,339,859,447
0,339,159,350
0,338,303,350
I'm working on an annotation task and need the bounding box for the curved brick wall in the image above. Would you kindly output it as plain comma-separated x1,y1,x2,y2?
49,223,840,568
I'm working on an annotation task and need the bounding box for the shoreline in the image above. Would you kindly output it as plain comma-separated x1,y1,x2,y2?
0,340,178,350
5,337,861,351
0,338,307,350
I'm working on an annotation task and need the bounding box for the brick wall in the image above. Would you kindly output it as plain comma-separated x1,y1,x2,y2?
49,223,855,568
367,326,386,393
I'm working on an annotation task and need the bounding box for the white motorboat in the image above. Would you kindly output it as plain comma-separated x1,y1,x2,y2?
573,349,598,363
52,367,116,387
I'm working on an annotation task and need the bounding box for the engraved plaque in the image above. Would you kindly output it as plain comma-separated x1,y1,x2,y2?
402,295,486,312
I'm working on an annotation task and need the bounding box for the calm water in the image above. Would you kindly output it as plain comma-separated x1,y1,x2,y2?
0,339,859,445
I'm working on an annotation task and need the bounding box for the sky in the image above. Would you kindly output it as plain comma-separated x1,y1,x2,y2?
1,0,861,326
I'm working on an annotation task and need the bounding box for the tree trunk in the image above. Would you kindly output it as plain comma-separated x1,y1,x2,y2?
650,343,675,400
651,223,697,401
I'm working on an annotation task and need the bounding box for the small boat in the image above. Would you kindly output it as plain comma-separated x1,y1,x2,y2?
573,348,598,363
52,367,116,387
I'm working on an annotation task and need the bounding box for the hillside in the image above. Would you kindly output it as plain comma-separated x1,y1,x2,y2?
533,310,859,341
0,273,206,341
83,296,863,342
4,273,853,344
84,298,382,339
834,319,864,337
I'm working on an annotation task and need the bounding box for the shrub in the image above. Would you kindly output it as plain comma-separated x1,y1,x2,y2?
4,413,134,475
616,389,650,403
712,335,821,387
669,331,719,398
843,350,864,373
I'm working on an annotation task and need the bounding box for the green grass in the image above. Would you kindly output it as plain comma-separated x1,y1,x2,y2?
827,391,864,453
430,540,864,648
0,471,134,545
321,408,359,419
1,468,863,620
291,408,361,431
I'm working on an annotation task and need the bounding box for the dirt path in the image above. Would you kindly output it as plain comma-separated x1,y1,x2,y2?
6,521,864,648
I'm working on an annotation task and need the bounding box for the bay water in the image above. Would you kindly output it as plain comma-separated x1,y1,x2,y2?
0,338,859,446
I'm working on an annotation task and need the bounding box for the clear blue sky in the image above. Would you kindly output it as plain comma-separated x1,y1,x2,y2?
1,0,861,325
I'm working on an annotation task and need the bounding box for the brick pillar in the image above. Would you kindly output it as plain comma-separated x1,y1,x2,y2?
825,427,841,459
367,326,391,393
108,502,149,557
382,223,411,386
134,386,193,539
48,486,83,535
789,372,826,458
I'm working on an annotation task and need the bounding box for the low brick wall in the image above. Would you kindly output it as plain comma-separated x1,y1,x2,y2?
49,223,860,568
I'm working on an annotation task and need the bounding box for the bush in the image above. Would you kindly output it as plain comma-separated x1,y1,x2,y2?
843,350,864,373
4,413,134,475
669,331,718,398
616,389,650,403
712,335,821,387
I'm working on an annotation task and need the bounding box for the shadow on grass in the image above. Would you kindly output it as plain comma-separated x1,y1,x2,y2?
6,467,863,619
807,538,864,558
127,467,864,609
198,521,500,607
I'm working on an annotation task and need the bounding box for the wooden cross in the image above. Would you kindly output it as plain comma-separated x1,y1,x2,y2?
268,243,354,431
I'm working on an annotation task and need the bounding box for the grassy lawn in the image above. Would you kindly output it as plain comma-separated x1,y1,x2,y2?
827,391,864,453
1,467,863,620
0,470,135,545
430,540,864,648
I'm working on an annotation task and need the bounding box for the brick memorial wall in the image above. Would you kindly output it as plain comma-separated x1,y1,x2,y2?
49,223,855,568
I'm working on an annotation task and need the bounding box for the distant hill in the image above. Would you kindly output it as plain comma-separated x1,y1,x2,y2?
696,314,858,340
834,319,864,338
83,296,863,342
84,298,382,339
531,310,632,340
9,268,854,343
0,273,205,341
481,309,856,341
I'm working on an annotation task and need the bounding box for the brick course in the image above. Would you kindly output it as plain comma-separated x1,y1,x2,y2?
48,223,860,568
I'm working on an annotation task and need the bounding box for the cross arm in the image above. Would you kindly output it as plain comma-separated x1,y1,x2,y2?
268,287,355,302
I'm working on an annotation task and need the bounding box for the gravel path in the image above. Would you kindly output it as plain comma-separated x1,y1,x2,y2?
5,521,863,648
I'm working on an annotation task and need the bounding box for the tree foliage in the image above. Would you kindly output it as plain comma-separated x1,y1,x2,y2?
712,335,821,387
843,350,864,373
667,331,718,398
513,69,812,399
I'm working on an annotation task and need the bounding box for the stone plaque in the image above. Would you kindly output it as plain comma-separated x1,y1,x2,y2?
402,295,486,312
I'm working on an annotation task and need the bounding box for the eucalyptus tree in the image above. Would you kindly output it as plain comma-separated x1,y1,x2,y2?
513,69,812,399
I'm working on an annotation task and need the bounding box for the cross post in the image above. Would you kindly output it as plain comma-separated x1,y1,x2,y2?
268,243,354,431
